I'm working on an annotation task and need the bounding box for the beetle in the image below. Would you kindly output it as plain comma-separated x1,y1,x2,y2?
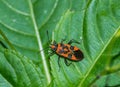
47,31,84,67
50,39,84,66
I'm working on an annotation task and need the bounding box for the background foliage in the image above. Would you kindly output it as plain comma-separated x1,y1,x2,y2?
0,0,120,87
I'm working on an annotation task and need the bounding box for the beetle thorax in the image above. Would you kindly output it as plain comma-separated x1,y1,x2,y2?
50,44,58,51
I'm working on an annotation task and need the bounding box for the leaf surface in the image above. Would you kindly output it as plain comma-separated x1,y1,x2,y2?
0,0,120,87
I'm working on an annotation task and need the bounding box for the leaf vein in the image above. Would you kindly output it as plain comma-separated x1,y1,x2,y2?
1,0,29,16
79,27,120,86
0,22,35,37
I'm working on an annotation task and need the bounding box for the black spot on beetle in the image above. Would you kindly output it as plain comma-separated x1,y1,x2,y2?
74,50,84,60
70,46,74,50
68,54,72,59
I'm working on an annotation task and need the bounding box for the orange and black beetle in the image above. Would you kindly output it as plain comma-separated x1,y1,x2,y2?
49,38,84,67
47,31,84,67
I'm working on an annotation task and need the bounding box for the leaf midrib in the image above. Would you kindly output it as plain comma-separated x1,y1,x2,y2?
28,0,51,84
79,27,120,86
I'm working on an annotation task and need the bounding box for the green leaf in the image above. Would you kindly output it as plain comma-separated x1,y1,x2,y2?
87,30,120,86
94,71,120,87
0,74,13,87
0,49,44,87
0,0,120,87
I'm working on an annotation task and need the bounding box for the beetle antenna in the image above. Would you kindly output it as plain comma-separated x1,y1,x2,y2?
37,46,49,54
47,30,51,43
52,31,54,44
39,47,49,52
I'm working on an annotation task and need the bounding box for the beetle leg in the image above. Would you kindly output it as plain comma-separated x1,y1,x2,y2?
61,35,67,44
61,38,66,44
48,51,55,56
48,52,55,61
64,59,72,66
68,39,80,45
58,56,61,68
0,41,8,48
